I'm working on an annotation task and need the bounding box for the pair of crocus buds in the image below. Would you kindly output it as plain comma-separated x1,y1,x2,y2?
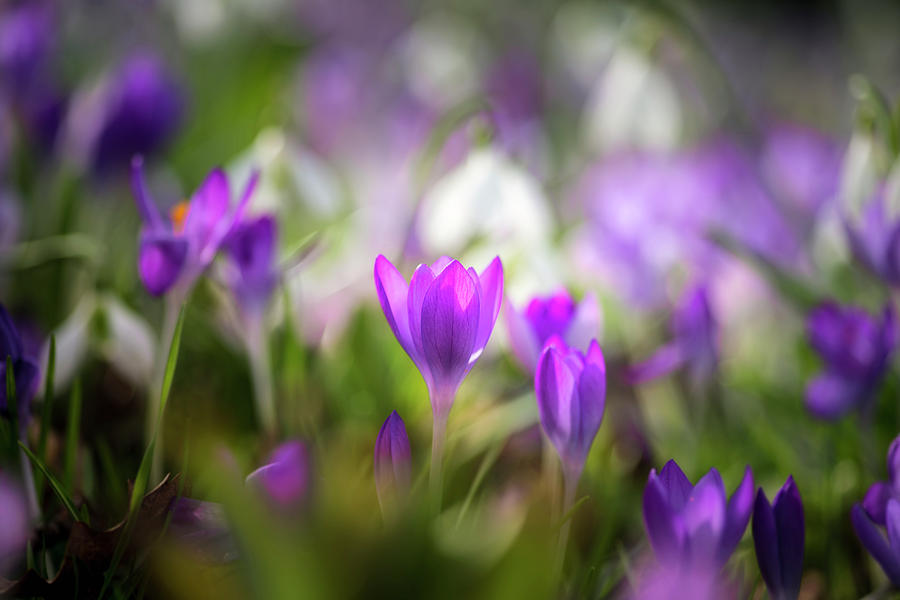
805,301,896,420
852,434,900,586
131,156,259,299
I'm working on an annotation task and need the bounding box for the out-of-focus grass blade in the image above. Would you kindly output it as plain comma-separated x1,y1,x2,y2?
96,438,126,511
99,306,185,600
455,441,503,529
65,379,82,493
0,233,101,270
6,356,17,439
19,441,81,522
36,335,56,498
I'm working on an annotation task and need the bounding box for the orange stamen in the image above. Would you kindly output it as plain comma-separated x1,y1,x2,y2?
170,201,190,234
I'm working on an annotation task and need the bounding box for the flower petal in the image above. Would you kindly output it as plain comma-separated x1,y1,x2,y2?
0,304,23,360
570,340,606,467
503,297,541,372
658,459,693,513
643,473,685,564
374,255,414,357
628,343,685,384
130,156,164,230
138,232,189,296
419,260,480,395
535,345,577,460
773,476,804,599
804,371,861,420
406,264,435,366
564,291,603,352
863,482,891,525
752,489,780,599
184,167,230,259
718,466,754,564
473,256,503,354
852,503,900,586
683,469,727,564
246,441,308,509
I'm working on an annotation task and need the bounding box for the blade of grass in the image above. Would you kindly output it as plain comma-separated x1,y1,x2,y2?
455,441,503,529
6,356,17,440
18,442,81,522
65,379,82,493
36,335,56,498
99,306,185,600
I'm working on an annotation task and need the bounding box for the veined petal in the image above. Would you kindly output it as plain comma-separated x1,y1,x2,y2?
773,476,804,598
430,256,454,273
407,264,435,364
374,255,415,358
718,466,754,563
130,156,164,230
535,345,577,458
473,256,503,353
419,260,480,394
658,460,693,513
752,489,780,599
138,232,189,296
852,503,900,586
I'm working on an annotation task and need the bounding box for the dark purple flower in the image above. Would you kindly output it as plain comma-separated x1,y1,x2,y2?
373,254,503,419
752,476,805,600
131,157,259,297
804,301,896,420
852,499,900,586
0,304,40,428
629,285,717,385
225,215,279,317
245,441,309,510
860,434,900,526
535,338,606,480
845,190,900,286
373,411,411,510
77,51,183,175
642,460,754,570
504,291,600,373
0,473,28,574
0,2,54,92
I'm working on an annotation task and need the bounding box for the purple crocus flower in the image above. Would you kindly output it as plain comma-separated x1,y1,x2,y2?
0,2,54,93
844,190,900,286
860,434,900,527
131,156,259,298
504,291,600,373
0,304,40,428
373,411,411,511
642,460,754,570
629,285,717,385
752,477,805,600
804,301,896,420
74,51,183,175
246,441,309,511
225,215,279,318
534,338,606,483
373,254,503,420
631,562,738,600
0,473,28,575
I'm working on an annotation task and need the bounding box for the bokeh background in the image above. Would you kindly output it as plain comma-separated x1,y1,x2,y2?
4,0,900,598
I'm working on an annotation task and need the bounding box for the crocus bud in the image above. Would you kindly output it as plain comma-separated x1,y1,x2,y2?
0,304,40,430
374,411,411,511
373,254,503,419
505,291,601,373
534,338,606,481
642,460,754,569
246,441,309,511
804,301,895,420
131,157,259,298
752,477,804,600
225,215,279,318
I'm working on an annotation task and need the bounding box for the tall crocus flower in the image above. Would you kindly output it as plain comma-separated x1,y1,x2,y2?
131,156,259,299
861,435,900,526
804,301,896,420
0,304,40,430
505,291,601,373
373,411,411,514
373,254,503,498
629,285,717,385
643,460,754,570
752,477,805,600
246,441,309,512
224,215,280,435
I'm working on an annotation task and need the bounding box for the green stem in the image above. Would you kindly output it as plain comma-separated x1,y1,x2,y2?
148,293,182,483
430,407,449,512
246,316,276,437
555,466,579,581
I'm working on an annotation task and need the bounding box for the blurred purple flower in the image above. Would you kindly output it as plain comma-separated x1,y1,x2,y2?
76,52,183,175
861,434,900,526
374,410,411,511
373,254,503,420
294,0,408,50
225,215,279,318
246,441,309,510
804,301,896,420
168,497,236,563
0,473,28,575
760,124,840,219
131,156,259,297
504,291,600,373
0,304,40,429
0,2,53,92
752,476,804,600
535,338,606,481
845,190,900,286
642,460,754,569
485,50,544,164
631,562,738,600
0,191,21,251
852,499,900,586
629,285,717,385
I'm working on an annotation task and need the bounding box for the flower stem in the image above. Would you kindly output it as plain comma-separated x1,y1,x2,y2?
555,465,579,580
246,316,276,438
430,409,448,512
147,293,181,483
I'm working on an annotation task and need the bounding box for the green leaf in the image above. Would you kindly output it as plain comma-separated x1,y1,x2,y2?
65,379,82,493
157,306,185,421
18,441,81,522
